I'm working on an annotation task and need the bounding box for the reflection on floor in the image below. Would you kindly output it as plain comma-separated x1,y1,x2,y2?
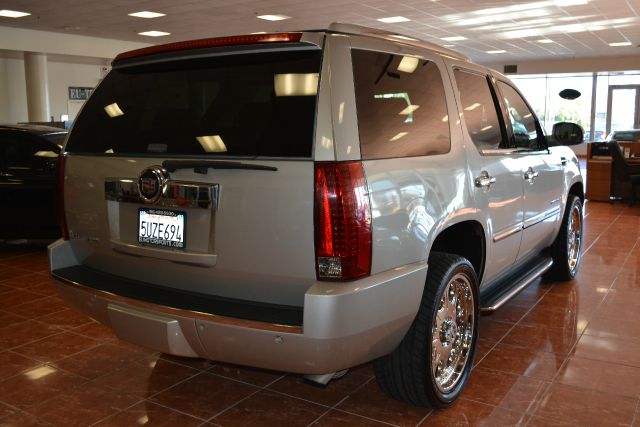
1,201,640,426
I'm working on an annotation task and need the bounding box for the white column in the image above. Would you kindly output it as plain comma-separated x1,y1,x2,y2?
23,52,51,122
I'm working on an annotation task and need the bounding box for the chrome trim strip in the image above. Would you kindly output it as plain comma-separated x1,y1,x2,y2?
110,240,217,267
105,178,219,209
51,272,303,334
523,206,561,229
492,224,522,242
480,148,548,157
481,258,553,312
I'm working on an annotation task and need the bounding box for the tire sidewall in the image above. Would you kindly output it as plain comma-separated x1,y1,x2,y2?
565,196,583,279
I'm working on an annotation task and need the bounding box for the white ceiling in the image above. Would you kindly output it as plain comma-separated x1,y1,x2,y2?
0,0,638,62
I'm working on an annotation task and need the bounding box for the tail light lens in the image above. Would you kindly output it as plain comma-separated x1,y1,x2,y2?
56,153,69,240
314,161,372,281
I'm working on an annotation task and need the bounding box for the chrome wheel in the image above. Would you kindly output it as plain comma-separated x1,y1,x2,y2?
431,273,475,394
567,203,582,273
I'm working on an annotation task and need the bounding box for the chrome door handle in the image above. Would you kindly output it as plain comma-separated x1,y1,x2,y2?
475,171,496,189
524,167,539,183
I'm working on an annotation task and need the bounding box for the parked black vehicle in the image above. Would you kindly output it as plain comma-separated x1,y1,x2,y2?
0,124,68,241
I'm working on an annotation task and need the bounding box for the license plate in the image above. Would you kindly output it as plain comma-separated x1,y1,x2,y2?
138,208,186,249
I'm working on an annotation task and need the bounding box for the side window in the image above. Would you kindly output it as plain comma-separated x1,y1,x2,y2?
351,49,450,159
497,81,543,150
453,69,504,151
0,133,57,170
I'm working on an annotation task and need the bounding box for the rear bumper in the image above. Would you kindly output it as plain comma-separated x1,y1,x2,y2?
49,239,427,374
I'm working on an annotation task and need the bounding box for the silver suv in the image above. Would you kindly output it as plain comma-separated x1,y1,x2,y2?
50,23,584,408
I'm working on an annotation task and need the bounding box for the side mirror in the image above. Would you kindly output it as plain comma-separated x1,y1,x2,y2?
549,122,584,146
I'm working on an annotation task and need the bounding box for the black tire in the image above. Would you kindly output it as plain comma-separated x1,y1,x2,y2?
374,252,479,408
545,195,583,281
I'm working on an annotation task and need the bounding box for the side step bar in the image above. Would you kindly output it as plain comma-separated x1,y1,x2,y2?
480,256,553,313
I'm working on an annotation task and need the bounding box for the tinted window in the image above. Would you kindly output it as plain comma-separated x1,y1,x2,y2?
352,50,450,159
454,69,504,151
42,132,68,147
65,49,322,157
0,133,57,169
498,81,543,150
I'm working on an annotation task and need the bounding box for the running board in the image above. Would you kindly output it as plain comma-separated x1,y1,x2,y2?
480,256,553,313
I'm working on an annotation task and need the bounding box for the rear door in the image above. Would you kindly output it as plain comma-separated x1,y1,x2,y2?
447,62,524,285
62,36,324,307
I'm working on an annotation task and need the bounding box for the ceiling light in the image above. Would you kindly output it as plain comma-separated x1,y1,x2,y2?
397,56,420,73
129,11,166,19
609,41,632,47
390,35,418,41
0,9,30,18
257,14,291,21
487,50,507,54
537,39,554,43
378,16,411,24
138,30,171,37
442,36,467,41
443,44,456,47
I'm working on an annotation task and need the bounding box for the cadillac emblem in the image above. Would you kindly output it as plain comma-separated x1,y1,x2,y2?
138,166,169,203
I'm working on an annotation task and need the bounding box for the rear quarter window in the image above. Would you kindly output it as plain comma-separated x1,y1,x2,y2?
65,48,322,158
351,49,450,160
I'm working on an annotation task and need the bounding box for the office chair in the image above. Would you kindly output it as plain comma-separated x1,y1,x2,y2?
610,141,640,205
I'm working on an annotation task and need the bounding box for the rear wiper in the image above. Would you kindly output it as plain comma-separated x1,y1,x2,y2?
162,160,278,174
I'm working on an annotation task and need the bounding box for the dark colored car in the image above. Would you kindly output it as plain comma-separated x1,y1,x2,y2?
0,124,68,241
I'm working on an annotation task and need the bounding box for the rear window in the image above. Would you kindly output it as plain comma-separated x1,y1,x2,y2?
352,49,450,160
66,48,322,157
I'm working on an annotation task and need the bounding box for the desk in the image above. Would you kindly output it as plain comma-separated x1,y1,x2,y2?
586,142,640,202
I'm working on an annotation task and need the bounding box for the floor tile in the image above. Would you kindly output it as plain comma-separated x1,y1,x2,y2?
150,372,258,420
418,399,526,426
5,296,67,319
213,390,326,427
0,365,85,408
70,321,119,343
36,308,93,330
476,343,564,381
337,381,431,427
0,320,62,350
92,357,199,398
267,371,369,407
556,356,640,399
583,314,640,343
573,334,640,368
478,318,513,343
93,401,204,426
461,367,548,413
309,409,391,426
0,351,43,382
0,411,51,426
26,381,141,427
533,382,636,427
12,331,99,363
501,324,579,356
209,362,283,387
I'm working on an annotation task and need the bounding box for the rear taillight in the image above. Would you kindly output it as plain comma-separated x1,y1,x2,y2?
314,161,372,281
56,153,69,240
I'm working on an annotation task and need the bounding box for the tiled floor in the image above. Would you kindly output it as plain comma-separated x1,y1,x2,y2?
2,201,640,426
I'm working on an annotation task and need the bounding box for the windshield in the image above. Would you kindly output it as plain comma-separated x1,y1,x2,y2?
65,48,322,158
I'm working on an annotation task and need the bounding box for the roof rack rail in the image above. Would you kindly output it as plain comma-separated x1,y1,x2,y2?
326,22,470,62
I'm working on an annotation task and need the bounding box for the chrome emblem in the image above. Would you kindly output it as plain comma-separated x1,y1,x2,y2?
138,166,169,203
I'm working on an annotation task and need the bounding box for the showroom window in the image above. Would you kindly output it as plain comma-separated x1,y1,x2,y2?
352,49,450,159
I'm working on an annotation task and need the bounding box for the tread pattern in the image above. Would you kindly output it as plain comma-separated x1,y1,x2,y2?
374,252,478,408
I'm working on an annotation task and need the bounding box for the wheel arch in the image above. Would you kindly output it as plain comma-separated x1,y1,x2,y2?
429,220,486,284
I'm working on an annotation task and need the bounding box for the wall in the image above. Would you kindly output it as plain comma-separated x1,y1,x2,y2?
0,50,109,123
480,55,640,75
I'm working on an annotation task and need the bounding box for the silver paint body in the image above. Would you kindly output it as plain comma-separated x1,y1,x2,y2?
49,30,582,374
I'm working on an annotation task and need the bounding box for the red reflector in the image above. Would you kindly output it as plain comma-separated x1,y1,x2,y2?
56,153,69,240
114,33,303,63
314,162,372,281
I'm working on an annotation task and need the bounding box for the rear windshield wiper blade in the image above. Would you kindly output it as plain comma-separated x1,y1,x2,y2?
162,160,278,174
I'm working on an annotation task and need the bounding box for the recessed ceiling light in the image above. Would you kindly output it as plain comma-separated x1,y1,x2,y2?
0,9,30,18
129,11,166,19
256,14,291,21
390,35,418,41
443,44,456,47
487,50,507,54
536,39,554,44
138,30,171,37
250,31,267,34
377,16,411,24
442,36,467,42
609,41,632,47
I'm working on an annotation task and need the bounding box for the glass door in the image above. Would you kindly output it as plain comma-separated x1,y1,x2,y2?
606,85,640,135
